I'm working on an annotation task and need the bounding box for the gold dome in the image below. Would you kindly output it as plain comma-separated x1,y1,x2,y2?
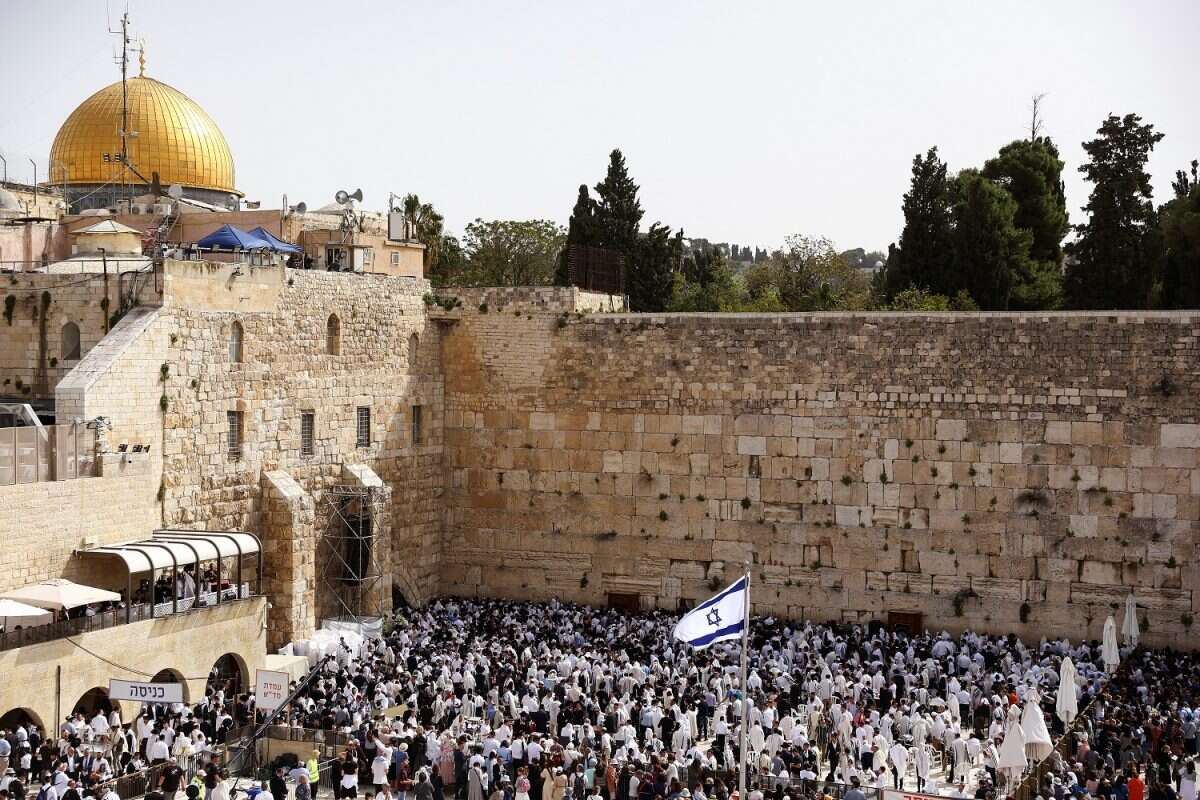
49,75,238,195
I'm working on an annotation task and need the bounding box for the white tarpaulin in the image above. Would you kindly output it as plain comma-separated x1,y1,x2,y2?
290,617,383,667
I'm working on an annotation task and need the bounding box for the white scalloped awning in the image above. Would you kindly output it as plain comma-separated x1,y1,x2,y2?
78,530,261,573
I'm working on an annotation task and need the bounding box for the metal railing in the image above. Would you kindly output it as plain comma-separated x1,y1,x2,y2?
0,422,94,485
152,583,250,618
0,584,257,651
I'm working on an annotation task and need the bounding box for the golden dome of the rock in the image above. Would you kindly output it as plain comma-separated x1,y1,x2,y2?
49,75,238,195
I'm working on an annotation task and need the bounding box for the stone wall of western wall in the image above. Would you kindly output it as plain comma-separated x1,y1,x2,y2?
0,270,159,401
441,308,1200,648
157,265,444,642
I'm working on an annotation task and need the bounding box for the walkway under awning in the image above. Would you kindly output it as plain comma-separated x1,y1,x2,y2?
81,530,261,572
74,529,263,623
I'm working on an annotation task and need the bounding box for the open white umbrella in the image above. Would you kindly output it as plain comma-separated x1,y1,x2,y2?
1021,688,1054,761
1056,657,1078,726
997,714,1029,789
0,598,54,629
0,578,121,611
1122,593,1140,647
1102,616,1120,671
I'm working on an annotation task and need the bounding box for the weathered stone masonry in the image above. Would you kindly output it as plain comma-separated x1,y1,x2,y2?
4,272,1197,654
441,308,1200,648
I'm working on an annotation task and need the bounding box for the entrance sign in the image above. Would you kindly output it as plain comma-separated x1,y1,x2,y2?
255,669,290,710
109,679,184,704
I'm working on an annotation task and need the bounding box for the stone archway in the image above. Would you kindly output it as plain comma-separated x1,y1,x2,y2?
150,668,189,702
0,707,44,733
205,652,248,701
72,686,112,717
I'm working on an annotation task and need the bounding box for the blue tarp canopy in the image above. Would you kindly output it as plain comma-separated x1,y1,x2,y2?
196,224,273,250
248,226,303,255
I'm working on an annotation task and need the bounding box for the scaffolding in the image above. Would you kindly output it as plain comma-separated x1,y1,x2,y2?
318,484,384,622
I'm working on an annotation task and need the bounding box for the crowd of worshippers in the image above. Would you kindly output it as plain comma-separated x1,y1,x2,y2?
1,598,1197,800
254,598,1197,800
1026,646,1199,800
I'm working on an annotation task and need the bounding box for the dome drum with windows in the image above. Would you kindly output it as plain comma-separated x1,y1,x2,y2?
49,74,240,212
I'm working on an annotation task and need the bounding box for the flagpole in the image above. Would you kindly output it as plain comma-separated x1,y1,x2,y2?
738,560,751,800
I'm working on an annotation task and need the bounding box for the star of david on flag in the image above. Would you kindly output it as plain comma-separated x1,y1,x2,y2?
672,575,747,649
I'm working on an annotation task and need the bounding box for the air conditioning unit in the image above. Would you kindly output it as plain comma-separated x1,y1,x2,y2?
131,203,154,214
153,203,173,215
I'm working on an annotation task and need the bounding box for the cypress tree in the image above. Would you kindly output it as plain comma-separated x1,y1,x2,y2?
554,185,598,285
884,148,956,298
1064,114,1164,309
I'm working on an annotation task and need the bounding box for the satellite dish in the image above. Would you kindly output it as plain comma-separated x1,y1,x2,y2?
349,188,363,203
294,201,307,214
335,190,349,205
167,184,183,199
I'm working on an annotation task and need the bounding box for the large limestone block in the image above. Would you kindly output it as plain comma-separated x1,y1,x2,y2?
936,419,966,441
1161,424,1200,448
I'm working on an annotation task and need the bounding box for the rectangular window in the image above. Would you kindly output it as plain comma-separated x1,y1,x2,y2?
363,248,374,267
390,251,401,266
411,404,423,445
226,411,243,460
356,407,371,448
301,412,315,457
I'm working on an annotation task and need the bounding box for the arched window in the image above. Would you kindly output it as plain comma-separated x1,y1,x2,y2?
326,314,341,355
61,321,81,361
229,321,243,363
408,332,419,366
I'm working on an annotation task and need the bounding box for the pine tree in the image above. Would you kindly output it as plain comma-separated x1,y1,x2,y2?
1159,159,1200,308
883,148,956,298
982,138,1069,265
1065,114,1165,309
951,170,1033,310
554,185,598,285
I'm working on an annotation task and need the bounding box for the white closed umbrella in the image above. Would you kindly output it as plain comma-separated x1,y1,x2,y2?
1122,593,1140,647
1102,616,1120,671
1056,657,1078,726
0,598,54,629
997,715,1029,788
1021,688,1054,761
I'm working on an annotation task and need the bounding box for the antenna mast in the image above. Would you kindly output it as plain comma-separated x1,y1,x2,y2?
109,9,132,201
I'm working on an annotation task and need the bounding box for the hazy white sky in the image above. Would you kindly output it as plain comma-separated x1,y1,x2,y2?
2,1,1197,252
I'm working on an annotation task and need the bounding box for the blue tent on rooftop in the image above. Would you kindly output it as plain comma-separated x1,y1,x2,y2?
247,227,303,255
196,224,274,250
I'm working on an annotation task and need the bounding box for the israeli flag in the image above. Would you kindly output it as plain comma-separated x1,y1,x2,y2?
673,575,748,649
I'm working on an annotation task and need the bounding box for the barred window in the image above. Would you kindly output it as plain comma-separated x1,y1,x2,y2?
226,410,243,460
301,411,315,457
356,407,371,448
411,404,423,445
